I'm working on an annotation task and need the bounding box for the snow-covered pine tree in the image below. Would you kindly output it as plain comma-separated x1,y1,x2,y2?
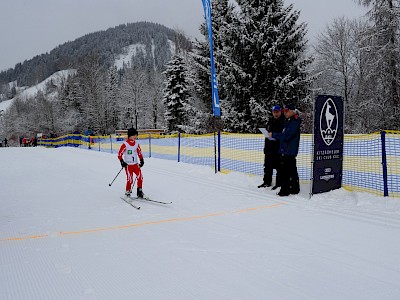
186,35,217,133
212,0,255,132
190,0,246,132
194,0,311,132
162,55,190,132
187,38,212,121
233,0,311,131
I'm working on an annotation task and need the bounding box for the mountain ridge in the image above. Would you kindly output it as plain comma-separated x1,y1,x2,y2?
0,21,191,96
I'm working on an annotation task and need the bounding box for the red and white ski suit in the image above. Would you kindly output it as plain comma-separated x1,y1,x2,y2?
118,139,144,191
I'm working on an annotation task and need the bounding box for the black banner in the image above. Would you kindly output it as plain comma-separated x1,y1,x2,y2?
312,95,344,195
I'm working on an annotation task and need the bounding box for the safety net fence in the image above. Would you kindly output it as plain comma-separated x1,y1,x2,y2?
39,131,400,198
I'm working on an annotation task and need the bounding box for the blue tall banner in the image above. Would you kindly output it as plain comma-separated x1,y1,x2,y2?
201,0,221,117
312,95,344,195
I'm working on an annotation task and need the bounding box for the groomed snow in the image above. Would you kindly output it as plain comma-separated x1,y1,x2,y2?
1,147,399,300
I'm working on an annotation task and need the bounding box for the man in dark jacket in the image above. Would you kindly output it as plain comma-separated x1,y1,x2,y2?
271,103,301,196
258,105,285,189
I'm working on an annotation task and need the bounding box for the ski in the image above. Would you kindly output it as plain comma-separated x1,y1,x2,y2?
132,196,172,205
120,196,140,209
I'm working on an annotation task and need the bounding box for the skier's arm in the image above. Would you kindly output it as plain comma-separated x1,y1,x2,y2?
117,143,126,161
136,144,143,160
137,144,144,167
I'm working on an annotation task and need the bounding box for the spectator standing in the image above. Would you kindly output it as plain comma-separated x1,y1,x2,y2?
270,103,301,197
258,105,285,190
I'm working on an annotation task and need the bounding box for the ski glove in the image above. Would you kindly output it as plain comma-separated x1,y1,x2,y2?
120,159,128,168
139,158,144,168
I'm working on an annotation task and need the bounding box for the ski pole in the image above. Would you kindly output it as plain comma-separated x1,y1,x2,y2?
109,167,124,186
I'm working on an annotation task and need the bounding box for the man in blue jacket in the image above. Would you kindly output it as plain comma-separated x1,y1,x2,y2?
270,103,301,196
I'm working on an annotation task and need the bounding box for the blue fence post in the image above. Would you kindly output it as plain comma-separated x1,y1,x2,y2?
218,130,221,172
381,131,389,197
178,133,181,162
214,131,217,173
110,135,113,154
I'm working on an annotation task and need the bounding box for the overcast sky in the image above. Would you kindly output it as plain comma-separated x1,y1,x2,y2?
0,0,367,72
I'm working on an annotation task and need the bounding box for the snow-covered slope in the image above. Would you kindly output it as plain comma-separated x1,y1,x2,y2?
0,69,76,112
114,43,147,69
114,39,175,70
1,147,399,300
18,69,76,100
0,98,13,112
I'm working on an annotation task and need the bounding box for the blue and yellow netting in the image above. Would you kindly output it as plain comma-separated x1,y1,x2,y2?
39,131,400,198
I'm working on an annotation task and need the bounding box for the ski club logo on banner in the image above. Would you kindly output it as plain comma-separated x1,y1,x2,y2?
320,98,338,146
312,95,344,196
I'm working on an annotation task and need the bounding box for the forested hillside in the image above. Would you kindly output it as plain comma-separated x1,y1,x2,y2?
0,22,193,139
0,22,189,90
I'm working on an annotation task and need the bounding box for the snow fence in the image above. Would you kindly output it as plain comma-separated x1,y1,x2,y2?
38,131,400,198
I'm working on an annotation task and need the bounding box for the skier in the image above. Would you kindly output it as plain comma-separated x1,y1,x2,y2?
117,128,145,198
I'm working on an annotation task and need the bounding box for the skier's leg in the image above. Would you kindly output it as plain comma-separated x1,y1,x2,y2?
132,164,144,197
125,165,135,192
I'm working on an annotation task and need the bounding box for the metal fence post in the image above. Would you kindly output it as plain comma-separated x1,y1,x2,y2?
380,131,389,197
149,133,152,158
178,132,181,162
218,130,221,172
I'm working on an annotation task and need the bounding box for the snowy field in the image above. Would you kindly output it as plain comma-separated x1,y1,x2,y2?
1,147,400,300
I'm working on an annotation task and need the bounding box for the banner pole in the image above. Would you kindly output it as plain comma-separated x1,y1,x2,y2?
201,0,221,118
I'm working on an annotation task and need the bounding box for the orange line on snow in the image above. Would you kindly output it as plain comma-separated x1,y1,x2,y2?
0,203,285,242
59,212,228,236
234,202,287,214
2,234,49,241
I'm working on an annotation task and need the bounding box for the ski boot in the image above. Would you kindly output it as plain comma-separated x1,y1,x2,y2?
258,182,271,188
137,188,144,198
125,191,131,197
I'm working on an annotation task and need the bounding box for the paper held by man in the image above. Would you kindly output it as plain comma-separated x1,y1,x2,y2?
259,128,276,140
